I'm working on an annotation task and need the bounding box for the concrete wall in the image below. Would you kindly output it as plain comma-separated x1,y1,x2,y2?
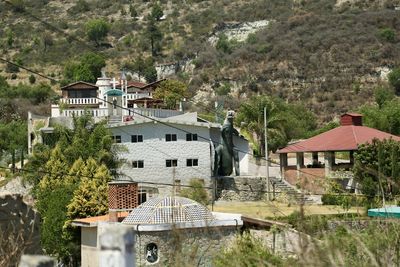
81,227,99,267
110,122,213,195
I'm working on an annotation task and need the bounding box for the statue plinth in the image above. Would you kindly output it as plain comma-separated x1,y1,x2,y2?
213,175,268,201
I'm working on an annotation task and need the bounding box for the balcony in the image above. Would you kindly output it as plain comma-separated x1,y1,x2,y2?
60,98,99,105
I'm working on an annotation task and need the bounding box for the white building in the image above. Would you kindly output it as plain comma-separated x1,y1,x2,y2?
108,112,249,199
50,75,179,123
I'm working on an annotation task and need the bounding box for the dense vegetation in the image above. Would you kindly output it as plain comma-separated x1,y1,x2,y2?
1,0,400,121
24,114,118,264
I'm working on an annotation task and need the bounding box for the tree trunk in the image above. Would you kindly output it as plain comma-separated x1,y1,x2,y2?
11,149,15,173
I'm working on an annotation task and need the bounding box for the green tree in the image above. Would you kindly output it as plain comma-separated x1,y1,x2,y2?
85,19,110,46
129,4,138,18
153,80,188,109
388,67,400,95
374,86,395,109
235,96,286,156
180,179,209,206
146,17,163,56
151,2,164,21
354,139,400,203
0,120,27,171
64,52,106,83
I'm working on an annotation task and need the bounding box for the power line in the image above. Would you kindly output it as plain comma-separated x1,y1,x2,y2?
0,58,59,82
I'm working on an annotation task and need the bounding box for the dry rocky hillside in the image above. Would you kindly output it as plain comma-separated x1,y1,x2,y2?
1,0,400,121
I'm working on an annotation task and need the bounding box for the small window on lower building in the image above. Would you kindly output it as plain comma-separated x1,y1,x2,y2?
166,134,177,142
186,159,198,167
113,135,122,143
146,243,158,263
132,160,144,168
166,159,178,167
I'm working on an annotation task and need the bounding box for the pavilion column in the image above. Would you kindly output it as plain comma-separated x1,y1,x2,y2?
280,153,288,179
349,151,354,165
312,152,319,166
296,152,304,179
324,151,335,177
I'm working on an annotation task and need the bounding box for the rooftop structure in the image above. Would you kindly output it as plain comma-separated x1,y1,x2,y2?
122,196,214,225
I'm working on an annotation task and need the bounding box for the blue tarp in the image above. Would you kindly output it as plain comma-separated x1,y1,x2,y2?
368,206,400,218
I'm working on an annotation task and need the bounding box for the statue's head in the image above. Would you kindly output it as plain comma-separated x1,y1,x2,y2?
226,110,235,122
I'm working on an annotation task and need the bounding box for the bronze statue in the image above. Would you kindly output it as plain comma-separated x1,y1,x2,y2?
214,110,240,176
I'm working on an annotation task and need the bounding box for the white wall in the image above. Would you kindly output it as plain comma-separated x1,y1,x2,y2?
110,122,213,195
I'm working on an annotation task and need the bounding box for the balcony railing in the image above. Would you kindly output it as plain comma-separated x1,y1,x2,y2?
60,98,99,105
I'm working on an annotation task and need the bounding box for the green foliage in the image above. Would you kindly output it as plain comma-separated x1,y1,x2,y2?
129,4,138,18
216,34,237,54
85,18,110,46
63,52,106,83
29,74,36,84
354,139,400,202
214,233,283,266
374,86,395,109
379,27,396,42
388,67,400,95
153,79,188,109
360,98,400,135
235,96,287,155
29,115,118,263
150,2,164,21
310,121,340,137
215,82,231,96
146,17,163,56
179,179,209,206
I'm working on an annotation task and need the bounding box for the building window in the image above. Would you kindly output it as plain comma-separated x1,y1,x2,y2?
113,135,121,143
146,243,158,263
165,134,177,142
166,159,178,167
132,160,144,168
186,133,198,141
186,159,198,167
131,135,143,143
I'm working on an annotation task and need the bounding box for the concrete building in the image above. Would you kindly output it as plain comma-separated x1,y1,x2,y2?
109,112,249,198
72,196,243,267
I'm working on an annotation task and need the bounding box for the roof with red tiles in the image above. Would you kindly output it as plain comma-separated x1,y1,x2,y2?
278,113,400,153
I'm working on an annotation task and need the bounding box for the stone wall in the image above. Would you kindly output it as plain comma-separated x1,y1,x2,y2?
135,226,238,267
0,193,41,267
215,176,267,201
250,228,314,257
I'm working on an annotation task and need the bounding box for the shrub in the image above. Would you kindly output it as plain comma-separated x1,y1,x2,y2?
29,74,36,84
379,28,396,42
180,179,209,206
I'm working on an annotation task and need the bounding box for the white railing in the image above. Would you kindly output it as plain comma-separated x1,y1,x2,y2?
55,108,109,118
127,108,182,118
60,98,98,105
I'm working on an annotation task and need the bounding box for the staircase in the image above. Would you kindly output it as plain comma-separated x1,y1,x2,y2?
269,176,316,205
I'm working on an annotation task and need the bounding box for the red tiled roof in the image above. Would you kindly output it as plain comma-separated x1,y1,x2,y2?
277,125,400,153
127,81,147,88
61,81,98,90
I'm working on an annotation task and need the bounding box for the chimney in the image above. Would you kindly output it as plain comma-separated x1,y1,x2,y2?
340,113,363,126
108,181,139,222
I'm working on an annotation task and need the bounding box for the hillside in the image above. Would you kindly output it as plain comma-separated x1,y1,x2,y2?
1,0,400,122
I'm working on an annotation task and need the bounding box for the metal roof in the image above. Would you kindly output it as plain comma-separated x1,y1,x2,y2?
277,125,400,153
122,196,214,225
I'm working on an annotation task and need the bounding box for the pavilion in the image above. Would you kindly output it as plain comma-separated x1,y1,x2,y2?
277,113,400,193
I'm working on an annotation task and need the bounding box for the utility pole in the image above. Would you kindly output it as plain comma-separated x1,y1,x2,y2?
264,107,270,201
